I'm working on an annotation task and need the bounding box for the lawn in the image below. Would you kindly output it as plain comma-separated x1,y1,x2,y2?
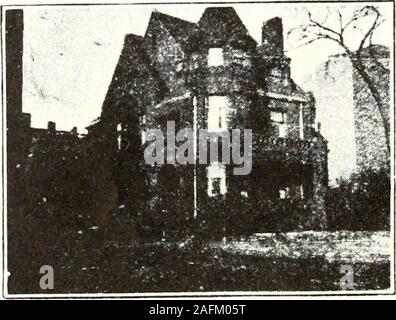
7,231,391,294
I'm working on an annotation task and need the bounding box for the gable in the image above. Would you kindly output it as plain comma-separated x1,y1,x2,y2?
187,7,257,51
101,34,165,118
145,11,196,53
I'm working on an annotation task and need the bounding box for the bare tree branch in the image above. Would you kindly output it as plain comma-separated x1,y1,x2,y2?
357,6,381,54
290,5,390,152
307,12,342,40
337,10,343,34
341,7,366,33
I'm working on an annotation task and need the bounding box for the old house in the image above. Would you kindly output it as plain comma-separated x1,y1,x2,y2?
92,7,329,237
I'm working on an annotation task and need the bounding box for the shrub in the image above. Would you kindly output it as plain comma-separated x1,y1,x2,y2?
326,168,390,231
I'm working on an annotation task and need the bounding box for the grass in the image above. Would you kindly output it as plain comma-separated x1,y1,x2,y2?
7,238,391,294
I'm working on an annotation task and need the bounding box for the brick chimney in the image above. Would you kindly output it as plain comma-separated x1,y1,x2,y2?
47,121,56,132
261,17,284,57
6,10,24,128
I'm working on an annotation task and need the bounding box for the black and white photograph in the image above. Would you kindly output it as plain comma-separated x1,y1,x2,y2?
0,0,394,298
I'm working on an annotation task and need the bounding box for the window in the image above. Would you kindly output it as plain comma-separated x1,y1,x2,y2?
278,123,287,138
300,185,304,199
299,103,304,139
208,48,224,67
207,162,227,196
117,123,122,150
211,178,221,196
279,187,290,199
270,111,287,138
208,96,229,132
270,111,285,123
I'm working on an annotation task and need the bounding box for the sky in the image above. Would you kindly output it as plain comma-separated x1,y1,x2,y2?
20,2,393,134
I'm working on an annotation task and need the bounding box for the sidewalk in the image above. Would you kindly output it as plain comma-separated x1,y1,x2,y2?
209,231,391,263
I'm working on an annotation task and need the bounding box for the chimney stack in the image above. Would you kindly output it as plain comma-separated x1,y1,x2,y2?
47,121,56,132
261,17,284,56
6,9,24,128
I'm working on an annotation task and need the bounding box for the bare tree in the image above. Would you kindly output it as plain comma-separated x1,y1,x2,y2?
289,6,390,152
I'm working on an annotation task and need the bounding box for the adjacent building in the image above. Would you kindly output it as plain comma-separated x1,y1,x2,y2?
304,45,390,183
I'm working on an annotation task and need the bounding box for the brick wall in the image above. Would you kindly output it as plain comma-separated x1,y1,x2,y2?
353,55,390,171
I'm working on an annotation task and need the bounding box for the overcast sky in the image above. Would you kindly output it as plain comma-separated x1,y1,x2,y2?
20,2,393,133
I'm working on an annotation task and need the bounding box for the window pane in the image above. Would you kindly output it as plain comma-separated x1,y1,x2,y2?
117,123,122,150
278,123,287,138
208,96,229,131
270,111,284,123
208,48,224,67
279,187,290,199
207,162,227,196
212,178,221,196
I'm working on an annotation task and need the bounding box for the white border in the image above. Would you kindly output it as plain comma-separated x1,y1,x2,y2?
0,0,395,299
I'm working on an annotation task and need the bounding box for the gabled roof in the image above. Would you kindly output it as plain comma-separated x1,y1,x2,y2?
187,7,257,51
100,32,166,118
148,11,197,47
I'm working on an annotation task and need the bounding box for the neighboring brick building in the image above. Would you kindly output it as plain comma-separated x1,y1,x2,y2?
305,45,390,183
6,10,86,214
5,10,109,292
91,7,329,235
353,45,390,172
